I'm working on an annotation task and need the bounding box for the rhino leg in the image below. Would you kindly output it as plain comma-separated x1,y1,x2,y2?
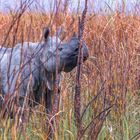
45,87,61,114
45,88,61,140
45,88,53,114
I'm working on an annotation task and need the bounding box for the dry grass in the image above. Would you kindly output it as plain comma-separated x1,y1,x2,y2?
0,10,140,140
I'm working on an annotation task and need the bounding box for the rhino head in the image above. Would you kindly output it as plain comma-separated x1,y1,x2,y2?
40,27,89,73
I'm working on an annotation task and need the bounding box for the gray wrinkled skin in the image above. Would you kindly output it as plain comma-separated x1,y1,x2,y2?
0,27,89,108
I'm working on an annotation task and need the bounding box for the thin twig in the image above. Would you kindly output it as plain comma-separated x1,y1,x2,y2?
80,104,114,138
130,132,140,140
74,0,88,138
80,80,106,121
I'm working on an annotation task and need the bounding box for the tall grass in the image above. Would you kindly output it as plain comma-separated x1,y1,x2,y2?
0,1,140,140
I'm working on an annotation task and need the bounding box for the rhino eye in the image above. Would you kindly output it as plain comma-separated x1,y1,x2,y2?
75,48,79,51
59,47,63,51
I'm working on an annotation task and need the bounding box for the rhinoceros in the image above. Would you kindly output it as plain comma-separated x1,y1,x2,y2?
0,27,89,113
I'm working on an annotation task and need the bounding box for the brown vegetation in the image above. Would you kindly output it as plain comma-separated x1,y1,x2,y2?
0,8,140,139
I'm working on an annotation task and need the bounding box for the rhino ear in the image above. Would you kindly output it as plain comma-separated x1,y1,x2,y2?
43,27,49,41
